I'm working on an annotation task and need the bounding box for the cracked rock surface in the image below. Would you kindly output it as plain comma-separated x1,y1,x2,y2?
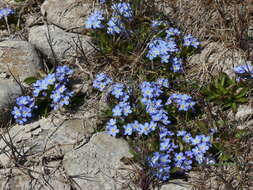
29,25,92,61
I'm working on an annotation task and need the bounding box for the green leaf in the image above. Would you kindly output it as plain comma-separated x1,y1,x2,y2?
219,152,232,162
196,120,209,133
23,76,37,85
170,167,182,174
231,102,237,113
179,141,184,152
220,73,227,87
235,97,248,104
235,130,247,138
235,88,248,98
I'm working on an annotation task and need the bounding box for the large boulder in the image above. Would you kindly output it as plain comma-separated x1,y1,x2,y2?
0,40,42,81
0,116,95,168
63,132,132,190
41,0,92,31
0,79,22,124
29,25,92,61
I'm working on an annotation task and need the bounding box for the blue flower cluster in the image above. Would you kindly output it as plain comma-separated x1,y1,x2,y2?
12,66,74,125
166,93,196,111
149,128,212,181
111,2,133,19
151,20,168,28
93,73,213,182
93,73,113,91
0,8,14,19
140,79,171,125
12,96,37,125
234,64,253,80
92,74,214,181
85,10,104,29
94,76,170,137
147,27,199,72
107,17,125,35
33,66,74,110
183,34,200,48
147,37,179,64
85,2,133,35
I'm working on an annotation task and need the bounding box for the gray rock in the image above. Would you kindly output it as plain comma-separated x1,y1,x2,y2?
160,180,192,190
188,42,247,79
42,118,94,154
29,25,92,61
0,167,71,190
0,116,95,167
41,0,92,31
235,104,253,129
0,79,22,124
0,40,42,81
235,104,253,121
63,132,132,190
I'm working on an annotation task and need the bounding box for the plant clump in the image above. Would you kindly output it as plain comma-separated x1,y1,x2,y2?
12,66,74,125
87,1,253,188
93,73,216,183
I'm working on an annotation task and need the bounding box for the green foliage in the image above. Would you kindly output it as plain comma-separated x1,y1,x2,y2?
201,72,249,112
24,76,38,85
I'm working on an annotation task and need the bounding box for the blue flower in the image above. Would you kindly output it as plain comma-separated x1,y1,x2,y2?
174,152,186,163
234,65,253,74
160,138,171,151
204,156,216,165
107,125,119,137
123,124,133,135
166,28,181,38
112,104,122,117
12,106,22,119
55,65,73,82
195,153,205,164
139,122,151,135
167,93,196,111
85,10,104,29
197,143,210,153
183,34,200,48
185,150,194,158
180,159,192,171
45,73,56,85
171,58,183,72
160,154,171,165
131,120,141,132
191,135,202,145
99,0,106,4
93,73,112,91
156,78,169,88
149,121,157,131
108,118,117,126
110,83,130,102
0,8,14,19
107,17,125,35
149,152,160,167
111,2,133,18
151,20,166,28
182,133,192,143
146,38,178,62
12,96,35,125
177,130,187,137
192,147,202,156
